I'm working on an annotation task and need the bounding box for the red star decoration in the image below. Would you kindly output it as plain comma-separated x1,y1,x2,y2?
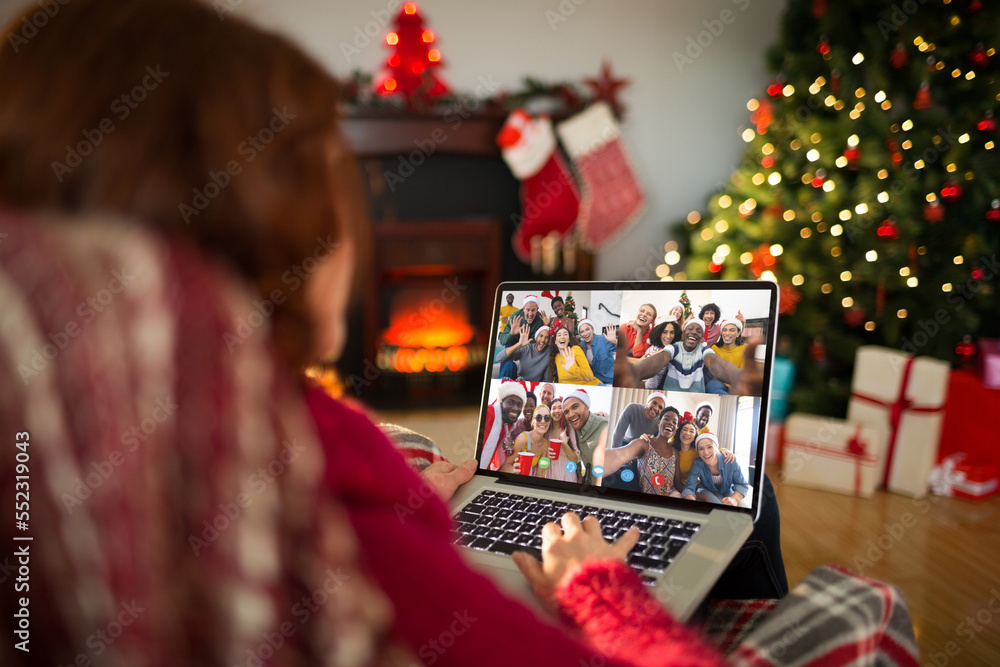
584,60,630,118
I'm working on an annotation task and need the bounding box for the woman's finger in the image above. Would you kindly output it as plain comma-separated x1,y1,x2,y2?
581,515,602,535
611,526,641,559
560,512,583,537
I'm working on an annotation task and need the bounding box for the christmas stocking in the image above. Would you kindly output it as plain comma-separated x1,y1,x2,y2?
496,110,580,262
556,102,646,249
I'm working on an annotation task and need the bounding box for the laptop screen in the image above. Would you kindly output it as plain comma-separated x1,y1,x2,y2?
475,281,778,517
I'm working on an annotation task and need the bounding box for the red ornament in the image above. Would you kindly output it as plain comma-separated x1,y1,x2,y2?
923,201,945,223
978,111,996,132
891,43,908,69
913,82,932,110
810,336,826,363
583,60,631,119
987,199,1000,221
845,307,866,328
751,98,774,134
969,44,990,69
779,284,801,315
877,218,900,239
376,3,449,109
955,335,977,365
941,181,963,202
844,145,861,168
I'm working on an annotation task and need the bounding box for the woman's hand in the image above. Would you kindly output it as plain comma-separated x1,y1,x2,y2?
720,496,738,507
720,448,737,464
539,310,551,325
602,324,618,345
559,346,575,370
512,513,639,610
420,459,477,501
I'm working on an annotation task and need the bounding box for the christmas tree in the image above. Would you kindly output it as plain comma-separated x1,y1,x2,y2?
563,291,580,334
679,290,692,321
375,2,449,109
670,0,1000,415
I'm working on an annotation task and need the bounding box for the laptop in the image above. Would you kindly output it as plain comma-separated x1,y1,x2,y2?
450,280,778,621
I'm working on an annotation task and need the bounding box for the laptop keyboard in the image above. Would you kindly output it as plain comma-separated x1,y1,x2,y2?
453,489,701,585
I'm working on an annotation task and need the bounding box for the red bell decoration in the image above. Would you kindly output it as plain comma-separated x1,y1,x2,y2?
891,43,908,69
941,181,963,202
987,199,1000,222
923,200,945,223
913,82,932,109
978,111,996,133
877,217,900,239
969,44,990,69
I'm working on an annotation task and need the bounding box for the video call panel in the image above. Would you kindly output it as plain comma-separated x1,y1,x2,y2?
480,286,771,509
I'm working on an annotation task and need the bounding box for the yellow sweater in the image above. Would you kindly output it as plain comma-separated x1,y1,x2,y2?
675,448,699,489
712,342,746,369
556,346,601,385
499,304,518,329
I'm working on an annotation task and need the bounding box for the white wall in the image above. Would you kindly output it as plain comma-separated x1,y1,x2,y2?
229,0,787,280
1,0,786,280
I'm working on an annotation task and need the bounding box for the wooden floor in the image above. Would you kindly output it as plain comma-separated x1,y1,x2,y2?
377,406,1000,664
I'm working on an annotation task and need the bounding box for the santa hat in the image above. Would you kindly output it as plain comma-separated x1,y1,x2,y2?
695,401,714,416
668,303,684,314
564,388,591,408
685,317,706,332
498,380,526,404
535,326,551,337
522,295,540,307
578,318,596,331
695,432,719,447
646,391,667,406
719,318,744,333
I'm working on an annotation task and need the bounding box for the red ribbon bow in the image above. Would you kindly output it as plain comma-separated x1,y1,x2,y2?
846,425,868,495
681,411,694,424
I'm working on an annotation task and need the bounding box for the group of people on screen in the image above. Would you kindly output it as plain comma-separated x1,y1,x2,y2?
494,291,760,397
480,380,609,483
602,394,749,505
621,300,751,395
495,293,616,386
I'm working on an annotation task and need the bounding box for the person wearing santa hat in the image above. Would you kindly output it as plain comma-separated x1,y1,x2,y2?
610,391,667,450
694,401,715,434
497,294,547,346
494,316,552,382
561,388,607,474
577,318,616,384
682,433,749,507
632,318,749,395
479,380,526,471
707,318,748,394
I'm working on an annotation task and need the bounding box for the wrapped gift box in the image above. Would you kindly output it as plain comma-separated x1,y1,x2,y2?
929,454,999,502
939,369,1000,466
979,338,1000,389
847,346,949,497
782,414,886,497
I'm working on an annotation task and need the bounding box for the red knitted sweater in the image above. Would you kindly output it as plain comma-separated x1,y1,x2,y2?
308,387,726,667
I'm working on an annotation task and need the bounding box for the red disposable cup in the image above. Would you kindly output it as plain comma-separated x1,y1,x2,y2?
517,451,534,475
548,439,562,460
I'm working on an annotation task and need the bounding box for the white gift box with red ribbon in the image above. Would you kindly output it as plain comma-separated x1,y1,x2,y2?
782,414,887,498
929,454,1000,502
847,346,950,497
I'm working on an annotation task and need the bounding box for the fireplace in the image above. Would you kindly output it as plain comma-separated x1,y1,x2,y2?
335,111,591,407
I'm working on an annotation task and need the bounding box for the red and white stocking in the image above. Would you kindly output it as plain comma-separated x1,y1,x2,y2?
556,102,646,249
497,110,580,263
